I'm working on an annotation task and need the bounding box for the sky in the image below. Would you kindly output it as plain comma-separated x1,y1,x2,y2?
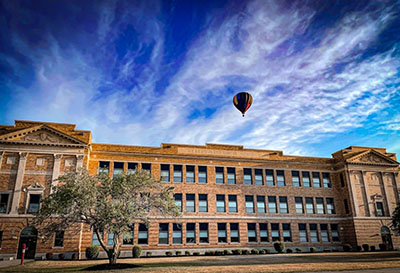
0,0,399,158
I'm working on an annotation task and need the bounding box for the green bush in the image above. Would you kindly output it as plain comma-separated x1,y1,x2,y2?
185,251,191,256
166,251,173,256
273,241,285,253
356,245,362,252
205,251,212,256
263,249,271,254
71,253,79,260
241,249,250,255
46,253,53,260
132,245,142,258
259,249,266,254
193,252,200,256
223,250,230,255
215,250,224,256
251,249,259,255
58,253,65,260
310,247,316,253
343,244,352,252
175,251,182,256
146,252,152,257
323,249,332,252
286,248,293,253
295,248,302,253
362,244,369,251
370,246,376,251
85,246,100,260
232,249,242,255
379,243,388,251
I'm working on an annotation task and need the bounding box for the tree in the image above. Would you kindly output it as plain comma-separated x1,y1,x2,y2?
392,204,400,234
35,169,179,265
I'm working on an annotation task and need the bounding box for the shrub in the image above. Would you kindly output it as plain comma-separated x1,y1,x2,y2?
242,249,250,255
146,252,152,257
356,245,362,252
132,245,142,258
362,244,369,252
71,253,79,260
323,249,332,252
232,249,242,255
223,250,230,255
185,251,191,256
370,246,376,251
58,253,65,260
295,248,302,253
379,243,388,251
263,249,271,254
343,244,352,252
193,252,200,256
215,250,224,256
45,253,53,260
166,251,173,257
175,251,182,256
310,247,316,253
251,249,259,255
273,241,285,253
259,249,266,254
204,251,212,256
85,246,100,260
286,249,293,253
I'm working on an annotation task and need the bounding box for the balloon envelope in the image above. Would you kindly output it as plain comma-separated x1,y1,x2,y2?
233,92,253,117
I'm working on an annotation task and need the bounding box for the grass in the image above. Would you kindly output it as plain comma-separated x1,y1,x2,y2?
1,252,400,273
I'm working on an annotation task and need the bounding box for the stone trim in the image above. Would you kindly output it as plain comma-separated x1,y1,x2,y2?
10,152,28,215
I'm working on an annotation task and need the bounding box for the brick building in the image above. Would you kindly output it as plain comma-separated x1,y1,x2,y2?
0,120,399,259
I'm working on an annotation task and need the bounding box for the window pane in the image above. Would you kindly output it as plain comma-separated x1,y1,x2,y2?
266,170,274,186
173,165,182,183
276,170,285,186
198,166,207,183
302,172,310,187
186,166,195,183
244,168,252,185
312,172,321,188
216,167,224,184
227,168,236,184
255,169,263,185
292,171,300,187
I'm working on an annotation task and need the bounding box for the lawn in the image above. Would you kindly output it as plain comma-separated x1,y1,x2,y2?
2,252,400,273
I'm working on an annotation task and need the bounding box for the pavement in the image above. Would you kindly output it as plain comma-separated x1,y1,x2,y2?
0,259,33,268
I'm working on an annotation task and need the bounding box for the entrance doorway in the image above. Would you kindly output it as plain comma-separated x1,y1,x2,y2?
381,226,393,250
17,226,38,259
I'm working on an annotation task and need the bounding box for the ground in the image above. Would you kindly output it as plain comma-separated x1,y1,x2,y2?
1,252,400,273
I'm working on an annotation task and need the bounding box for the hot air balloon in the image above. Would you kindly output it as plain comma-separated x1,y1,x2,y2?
233,92,253,117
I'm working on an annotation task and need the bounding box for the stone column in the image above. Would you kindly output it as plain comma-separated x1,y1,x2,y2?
76,155,84,170
0,151,4,169
393,172,400,204
361,171,372,216
346,168,360,217
10,152,28,215
379,172,392,216
50,154,62,193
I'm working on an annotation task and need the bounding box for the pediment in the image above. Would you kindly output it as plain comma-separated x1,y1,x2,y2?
0,125,86,146
26,183,44,191
346,150,399,166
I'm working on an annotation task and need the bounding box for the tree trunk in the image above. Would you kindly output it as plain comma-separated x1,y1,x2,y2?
107,233,121,265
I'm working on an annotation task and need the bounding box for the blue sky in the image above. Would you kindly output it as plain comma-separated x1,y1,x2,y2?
1,0,399,157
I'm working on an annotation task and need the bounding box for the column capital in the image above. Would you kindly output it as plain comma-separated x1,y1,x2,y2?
19,152,28,159
76,155,84,160
0,151,4,157
54,154,62,160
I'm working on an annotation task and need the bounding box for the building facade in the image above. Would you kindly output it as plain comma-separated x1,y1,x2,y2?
0,120,399,259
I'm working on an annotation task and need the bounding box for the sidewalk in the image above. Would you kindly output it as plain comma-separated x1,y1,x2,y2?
0,259,33,268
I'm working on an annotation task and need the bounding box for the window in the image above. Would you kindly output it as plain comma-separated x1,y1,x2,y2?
0,231,2,248
302,172,310,187
245,195,254,213
36,158,45,166
138,224,148,244
292,171,300,187
228,195,237,213
376,202,384,216
186,166,195,183
340,173,345,187
159,223,169,244
244,168,252,185
198,166,207,183
266,169,274,186
295,197,304,214
276,170,285,186
174,194,182,212
344,199,350,214
312,172,321,188
161,164,170,182
271,223,280,241
123,225,134,245
310,224,318,243
331,224,340,242
299,224,308,242
227,167,236,184
247,223,257,243
0,194,9,213
322,173,331,188
113,162,124,177
173,165,182,182
127,162,138,173
107,233,114,245
216,167,224,184
54,231,64,247
99,161,110,175
27,194,41,214
320,224,329,242
279,196,288,214
141,163,151,174
255,169,263,185
326,198,335,214
268,196,277,214
173,223,182,244
316,198,325,214
216,195,225,213
199,223,209,243
230,223,239,243
186,194,195,212
257,196,266,213
91,230,103,246
6,157,15,165
198,194,208,212
283,223,291,242
186,223,196,244
259,223,268,242
218,223,227,243
305,197,314,214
